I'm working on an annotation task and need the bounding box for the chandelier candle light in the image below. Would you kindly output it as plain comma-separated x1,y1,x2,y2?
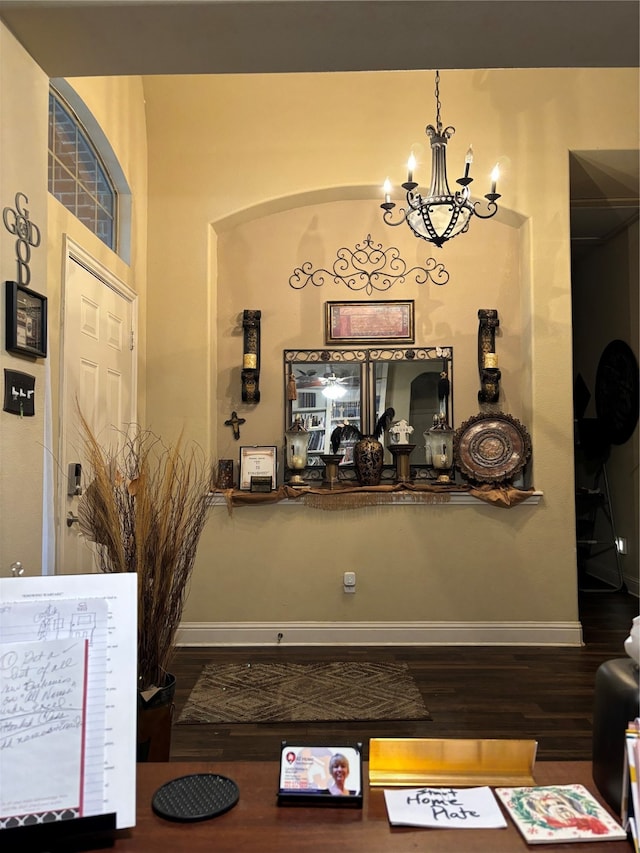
381,70,501,248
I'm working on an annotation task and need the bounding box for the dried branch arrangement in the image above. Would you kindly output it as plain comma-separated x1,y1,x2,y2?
78,413,213,691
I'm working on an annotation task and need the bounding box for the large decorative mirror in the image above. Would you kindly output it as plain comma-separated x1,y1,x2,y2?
284,350,367,468
284,347,452,478
368,347,453,465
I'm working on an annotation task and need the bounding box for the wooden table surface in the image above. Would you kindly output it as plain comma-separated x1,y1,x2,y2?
99,761,632,852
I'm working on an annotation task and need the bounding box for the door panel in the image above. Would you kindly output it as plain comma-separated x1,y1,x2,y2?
58,240,137,574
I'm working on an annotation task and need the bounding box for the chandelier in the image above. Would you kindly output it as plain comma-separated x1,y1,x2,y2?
381,71,501,248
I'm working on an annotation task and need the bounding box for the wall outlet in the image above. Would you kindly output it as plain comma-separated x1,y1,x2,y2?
343,571,356,593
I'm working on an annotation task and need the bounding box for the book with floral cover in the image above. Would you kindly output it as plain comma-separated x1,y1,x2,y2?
495,784,627,845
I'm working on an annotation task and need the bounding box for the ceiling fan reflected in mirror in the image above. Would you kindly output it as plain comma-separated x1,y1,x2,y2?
320,372,349,400
294,368,358,399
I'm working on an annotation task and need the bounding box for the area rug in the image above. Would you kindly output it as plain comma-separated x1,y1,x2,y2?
177,661,431,724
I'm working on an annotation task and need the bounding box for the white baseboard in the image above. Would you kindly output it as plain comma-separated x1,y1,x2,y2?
176,621,584,647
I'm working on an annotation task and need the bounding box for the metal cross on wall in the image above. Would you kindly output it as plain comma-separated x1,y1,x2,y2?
225,410,246,440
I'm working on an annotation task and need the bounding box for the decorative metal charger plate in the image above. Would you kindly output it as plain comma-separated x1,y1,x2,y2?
454,412,532,484
152,773,239,822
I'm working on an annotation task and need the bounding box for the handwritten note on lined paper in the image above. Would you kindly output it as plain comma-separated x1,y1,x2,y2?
0,597,107,821
0,637,88,820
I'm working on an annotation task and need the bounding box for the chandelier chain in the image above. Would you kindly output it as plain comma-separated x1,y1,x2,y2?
434,69,442,133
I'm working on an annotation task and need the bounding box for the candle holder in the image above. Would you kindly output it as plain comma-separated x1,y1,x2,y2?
388,443,415,484
285,416,310,486
478,309,501,404
479,366,501,404
320,453,343,489
425,413,455,483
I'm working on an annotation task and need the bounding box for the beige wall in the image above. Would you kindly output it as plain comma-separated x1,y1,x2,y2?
0,27,48,577
142,68,638,640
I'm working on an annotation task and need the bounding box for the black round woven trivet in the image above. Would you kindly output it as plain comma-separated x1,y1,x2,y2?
152,773,240,822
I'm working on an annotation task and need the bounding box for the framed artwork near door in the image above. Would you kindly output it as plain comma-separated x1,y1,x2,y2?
5,280,48,358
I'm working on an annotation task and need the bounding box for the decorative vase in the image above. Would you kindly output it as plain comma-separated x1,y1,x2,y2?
354,436,384,486
137,671,176,762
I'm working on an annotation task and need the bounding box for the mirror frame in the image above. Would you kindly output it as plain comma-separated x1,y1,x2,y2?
284,346,453,482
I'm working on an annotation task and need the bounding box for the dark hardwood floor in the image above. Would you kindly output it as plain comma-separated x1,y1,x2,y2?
169,587,638,763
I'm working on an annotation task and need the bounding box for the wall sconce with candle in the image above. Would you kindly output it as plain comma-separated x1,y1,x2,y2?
241,309,261,403
478,309,501,404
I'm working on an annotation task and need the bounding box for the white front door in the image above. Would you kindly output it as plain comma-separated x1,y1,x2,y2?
57,237,137,575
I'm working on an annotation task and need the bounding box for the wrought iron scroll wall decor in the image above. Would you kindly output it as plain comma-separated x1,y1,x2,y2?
477,308,501,404
241,309,261,403
289,234,449,295
2,192,41,287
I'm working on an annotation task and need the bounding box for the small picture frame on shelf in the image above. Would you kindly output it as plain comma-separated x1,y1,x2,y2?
277,742,363,808
5,281,47,358
325,300,414,345
239,446,277,491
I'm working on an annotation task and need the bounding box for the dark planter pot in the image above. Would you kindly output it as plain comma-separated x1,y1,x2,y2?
137,672,176,762
354,436,384,486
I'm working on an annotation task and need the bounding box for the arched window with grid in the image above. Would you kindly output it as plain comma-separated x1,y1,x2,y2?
48,87,121,253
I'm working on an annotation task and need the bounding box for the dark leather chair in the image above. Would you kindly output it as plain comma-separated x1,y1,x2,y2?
592,657,640,815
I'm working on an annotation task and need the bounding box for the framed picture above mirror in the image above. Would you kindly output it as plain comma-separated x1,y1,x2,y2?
325,300,414,345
